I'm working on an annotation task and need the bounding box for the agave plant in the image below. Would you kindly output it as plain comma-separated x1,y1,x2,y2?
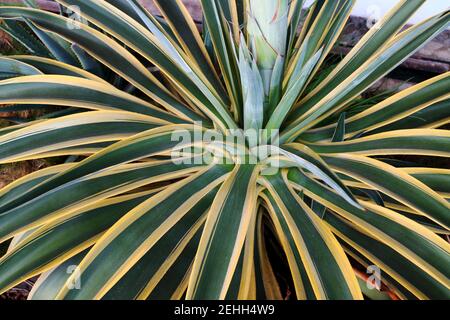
0,0,449,300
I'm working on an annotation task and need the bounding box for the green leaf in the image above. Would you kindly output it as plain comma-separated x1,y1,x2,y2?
0,159,203,242
324,154,450,228
366,99,450,135
0,111,161,164
302,73,450,142
247,0,288,95
286,0,305,57
238,41,264,135
326,213,450,299
291,0,426,122
10,55,106,82
0,6,204,123
187,164,259,299
200,0,241,112
70,44,104,78
403,168,450,195
28,250,87,300
267,54,285,116
266,48,323,131
288,0,339,72
24,19,80,66
260,191,317,300
261,172,362,299
307,129,450,157
0,20,50,57
0,125,200,215
0,56,42,79
332,112,346,142
0,190,157,294
0,75,183,123
104,188,218,300
279,143,360,209
0,164,72,207
153,0,229,103
288,168,450,295
284,9,449,141
57,164,231,299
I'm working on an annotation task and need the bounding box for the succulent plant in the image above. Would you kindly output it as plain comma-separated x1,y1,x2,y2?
0,0,448,300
